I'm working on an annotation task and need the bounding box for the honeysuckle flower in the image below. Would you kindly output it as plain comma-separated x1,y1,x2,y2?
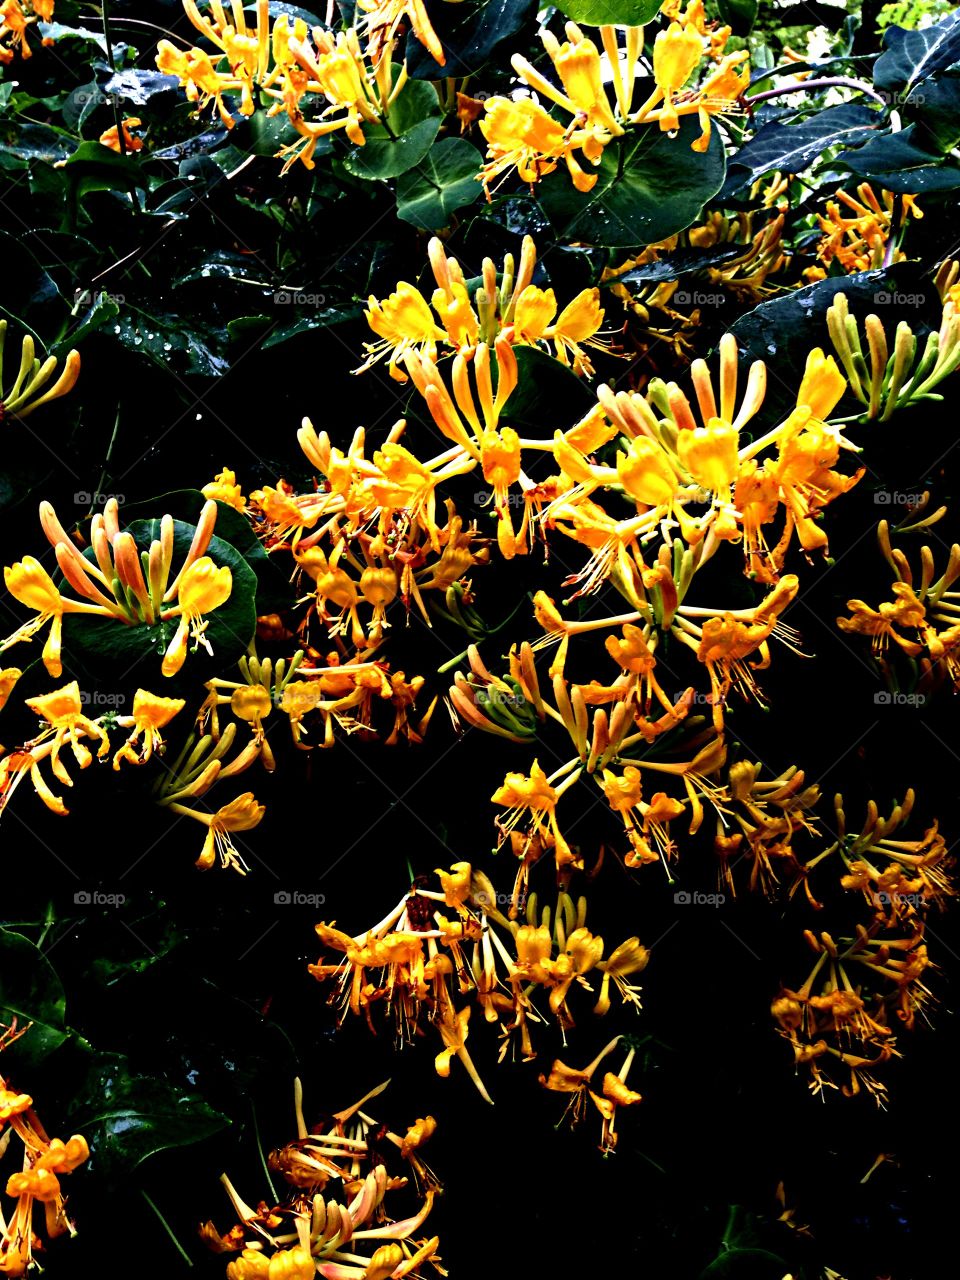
652,21,704,130
170,791,266,873
112,689,186,769
25,680,110,769
479,96,601,195
98,116,144,152
0,322,80,420
0,0,51,62
492,759,582,873
161,557,233,676
357,283,444,379
0,668,21,712
356,0,444,66
203,467,246,511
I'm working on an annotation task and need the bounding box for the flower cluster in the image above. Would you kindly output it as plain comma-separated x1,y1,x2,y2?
0,1024,89,1277
308,864,649,1102
0,0,53,64
806,184,922,279
156,0,422,172
206,1081,441,1280
480,6,749,193
771,789,950,1102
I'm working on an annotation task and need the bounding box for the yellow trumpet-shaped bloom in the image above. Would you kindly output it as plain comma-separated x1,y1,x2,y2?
162,558,233,677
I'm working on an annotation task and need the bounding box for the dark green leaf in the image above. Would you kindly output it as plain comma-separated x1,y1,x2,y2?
262,305,363,348
716,0,758,36
503,347,594,431
344,79,441,180
0,228,68,344
406,0,537,79
0,930,70,1069
838,123,960,192
60,140,148,201
602,245,743,287
102,68,180,106
112,305,230,378
71,1054,230,1173
874,9,960,92
537,117,726,249
727,104,880,184
699,1247,791,1278
396,137,483,229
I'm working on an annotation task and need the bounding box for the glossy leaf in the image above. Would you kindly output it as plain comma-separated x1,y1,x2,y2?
0,930,70,1068
537,117,726,248
344,79,441,180
396,137,484,229
406,0,537,79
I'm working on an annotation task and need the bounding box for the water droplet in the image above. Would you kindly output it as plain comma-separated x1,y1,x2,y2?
133,336,142,345
666,129,679,140
163,342,172,352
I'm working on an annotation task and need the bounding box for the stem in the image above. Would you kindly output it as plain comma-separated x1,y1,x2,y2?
140,1190,194,1267
743,77,887,108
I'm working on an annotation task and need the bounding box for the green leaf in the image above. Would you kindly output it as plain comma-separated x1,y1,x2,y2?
558,0,661,24
875,9,960,92
699,1248,791,1278
726,104,880,185
406,0,536,79
112,305,230,378
537,117,726,249
344,79,441,180
71,1054,230,1173
0,930,70,1069
602,245,743,287
396,137,483,229
261,305,364,348
503,347,595,431
838,123,960,192
716,0,758,35
0,121,73,167
61,520,258,686
0,228,68,344
60,140,148,200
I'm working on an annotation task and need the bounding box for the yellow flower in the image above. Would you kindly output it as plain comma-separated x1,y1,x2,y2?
795,348,847,419
189,792,266,873
0,667,21,711
677,416,740,494
113,689,185,769
161,558,233,677
0,323,80,419
98,116,143,152
202,467,245,511
513,285,558,343
480,96,599,194
481,427,521,513
359,282,444,378
653,22,703,130
616,436,679,507
24,680,110,770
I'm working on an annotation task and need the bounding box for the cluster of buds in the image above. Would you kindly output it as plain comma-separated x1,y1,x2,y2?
205,1080,441,1280
479,6,749,193
837,516,960,694
825,288,960,422
156,0,437,173
359,235,608,380
772,790,950,1102
806,185,921,278
0,498,235,680
0,321,79,422
0,1024,89,1277
309,864,649,1102
0,0,53,64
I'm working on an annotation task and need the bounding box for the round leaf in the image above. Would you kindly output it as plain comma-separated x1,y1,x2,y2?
537,117,726,249
396,137,484,229
558,0,662,25
344,80,441,180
